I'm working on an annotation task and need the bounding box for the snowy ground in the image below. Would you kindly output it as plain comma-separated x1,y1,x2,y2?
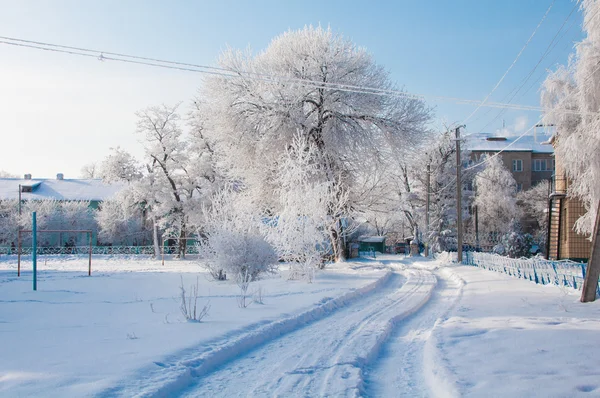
0,255,387,397
1,254,600,397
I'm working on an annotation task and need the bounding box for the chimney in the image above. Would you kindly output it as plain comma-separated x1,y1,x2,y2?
57,173,64,180
24,174,31,180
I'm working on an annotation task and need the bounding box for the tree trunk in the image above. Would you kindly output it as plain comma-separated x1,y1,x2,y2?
178,226,187,259
329,219,346,262
152,218,160,258
410,224,420,257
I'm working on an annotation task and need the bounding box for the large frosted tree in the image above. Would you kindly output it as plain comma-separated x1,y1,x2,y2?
541,0,600,235
200,26,431,261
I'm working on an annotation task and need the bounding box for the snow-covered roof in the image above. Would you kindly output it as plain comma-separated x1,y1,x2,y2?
0,178,126,201
359,236,386,243
465,132,554,154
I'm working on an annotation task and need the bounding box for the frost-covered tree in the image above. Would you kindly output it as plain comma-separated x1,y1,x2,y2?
0,170,18,178
421,131,474,252
366,131,472,253
18,199,97,246
97,105,217,256
99,147,142,183
0,200,19,247
200,26,431,261
266,135,351,280
80,163,99,179
517,181,550,252
541,0,600,234
474,156,520,240
198,188,277,281
135,103,216,257
95,191,150,246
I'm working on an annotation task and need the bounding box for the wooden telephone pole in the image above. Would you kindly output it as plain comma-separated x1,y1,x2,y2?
581,201,600,302
425,163,431,257
455,125,464,263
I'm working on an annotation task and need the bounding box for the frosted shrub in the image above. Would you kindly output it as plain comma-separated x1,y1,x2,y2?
179,276,210,322
198,188,278,282
501,220,534,259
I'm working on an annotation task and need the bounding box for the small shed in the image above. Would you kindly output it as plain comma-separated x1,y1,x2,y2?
358,236,386,253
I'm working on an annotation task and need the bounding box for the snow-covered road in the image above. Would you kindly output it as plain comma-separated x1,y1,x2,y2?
364,266,463,398
181,264,438,397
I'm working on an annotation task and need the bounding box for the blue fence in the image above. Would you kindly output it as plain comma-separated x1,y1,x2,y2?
464,251,599,297
0,245,200,256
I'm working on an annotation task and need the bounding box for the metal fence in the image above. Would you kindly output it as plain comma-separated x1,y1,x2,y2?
464,251,598,296
0,245,200,256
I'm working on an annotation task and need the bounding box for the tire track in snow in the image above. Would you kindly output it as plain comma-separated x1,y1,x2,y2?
181,267,436,397
363,264,464,398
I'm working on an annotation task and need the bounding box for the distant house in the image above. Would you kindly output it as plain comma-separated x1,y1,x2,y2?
546,137,591,262
465,130,554,192
0,174,125,207
465,130,555,243
358,236,386,253
0,174,126,247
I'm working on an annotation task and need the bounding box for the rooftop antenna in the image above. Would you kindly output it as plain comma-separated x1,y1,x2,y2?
502,119,505,129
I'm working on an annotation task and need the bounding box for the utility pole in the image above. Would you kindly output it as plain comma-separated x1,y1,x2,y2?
474,205,480,251
425,163,431,257
18,184,22,216
455,126,464,263
581,201,600,302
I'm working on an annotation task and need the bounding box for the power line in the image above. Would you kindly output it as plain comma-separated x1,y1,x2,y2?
462,0,556,125
0,35,594,116
470,1,580,135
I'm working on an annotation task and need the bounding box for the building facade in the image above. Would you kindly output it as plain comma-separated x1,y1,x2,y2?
547,137,591,262
466,133,554,192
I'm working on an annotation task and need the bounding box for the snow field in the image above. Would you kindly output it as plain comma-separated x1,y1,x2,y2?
3,255,600,397
436,265,600,397
0,256,388,397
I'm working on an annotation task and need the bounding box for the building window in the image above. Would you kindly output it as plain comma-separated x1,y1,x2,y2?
516,183,523,192
533,159,548,171
512,159,523,172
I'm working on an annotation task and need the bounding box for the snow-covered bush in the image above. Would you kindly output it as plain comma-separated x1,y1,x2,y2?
197,188,277,282
500,220,535,258
179,276,210,322
492,244,505,256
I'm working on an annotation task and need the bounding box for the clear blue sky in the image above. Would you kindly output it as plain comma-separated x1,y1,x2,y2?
0,0,583,178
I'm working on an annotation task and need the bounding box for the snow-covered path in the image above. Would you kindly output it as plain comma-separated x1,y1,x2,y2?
181,264,436,397
363,266,463,398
